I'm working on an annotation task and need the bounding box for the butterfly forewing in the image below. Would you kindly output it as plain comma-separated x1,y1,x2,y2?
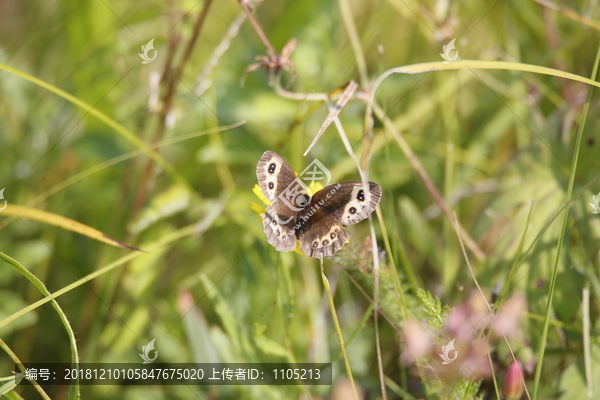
257,151,301,252
256,151,297,203
306,182,381,226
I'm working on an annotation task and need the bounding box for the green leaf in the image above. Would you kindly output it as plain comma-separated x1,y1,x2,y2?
0,373,23,398
200,274,241,351
559,343,600,399
2,204,140,251
129,185,192,234
0,291,37,336
253,323,290,358
0,63,193,192
415,288,447,330
178,290,221,363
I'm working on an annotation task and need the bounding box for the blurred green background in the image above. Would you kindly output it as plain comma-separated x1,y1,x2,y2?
1,0,600,399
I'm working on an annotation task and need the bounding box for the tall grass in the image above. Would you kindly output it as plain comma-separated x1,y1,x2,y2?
1,0,599,399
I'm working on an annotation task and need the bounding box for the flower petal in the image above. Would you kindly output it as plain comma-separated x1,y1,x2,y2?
253,184,271,206
251,202,266,215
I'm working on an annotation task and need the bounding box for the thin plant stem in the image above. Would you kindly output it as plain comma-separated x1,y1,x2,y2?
134,0,213,216
31,123,242,208
452,213,531,400
329,301,375,364
342,271,403,336
384,375,418,400
461,380,473,400
0,64,193,192
0,253,80,400
0,339,52,400
330,113,387,400
176,0,214,76
583,287,593,399
375,207,411,315
372,101,486,261
532,40,600,399
320,256,360,400
0,219,210,329
495,202,534,311
531,0,600,30
206,89,237,192
487,351,501,400
338,0,369,87
239,0,277,58
195,12,247,95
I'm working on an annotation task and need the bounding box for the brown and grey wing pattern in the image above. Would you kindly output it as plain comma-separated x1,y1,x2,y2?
256,151,297,203
262,201,297,252
296,208,349,258
295,181,380,257
257,151,300,252
310,181,381,227
257,150,382,257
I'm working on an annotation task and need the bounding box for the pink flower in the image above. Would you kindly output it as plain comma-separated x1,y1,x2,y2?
446,292,491,341
492,295,526,338
503,360,524,400
400,320,434,365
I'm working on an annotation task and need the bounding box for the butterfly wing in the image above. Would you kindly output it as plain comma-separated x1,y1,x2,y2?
296,211,350,258
256,151,297,203
256,151,301,252
262,204,298,252
296,181,381,258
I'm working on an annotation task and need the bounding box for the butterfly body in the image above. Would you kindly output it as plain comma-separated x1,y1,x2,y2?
256,151,381,258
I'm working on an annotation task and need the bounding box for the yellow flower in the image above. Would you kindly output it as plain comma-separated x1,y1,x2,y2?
252,177,324,255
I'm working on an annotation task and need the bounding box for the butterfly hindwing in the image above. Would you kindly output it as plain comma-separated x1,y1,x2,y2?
296,211,349,257
262,202,297,252
257,151,300,252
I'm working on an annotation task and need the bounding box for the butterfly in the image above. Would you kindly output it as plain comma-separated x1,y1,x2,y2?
256,151,381,258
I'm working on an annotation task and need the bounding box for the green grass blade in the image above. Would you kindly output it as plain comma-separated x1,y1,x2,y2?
2,204,140,251
27,122,243,209
532,0,600,31
532,41,600,399
199,274,242,351
329,300,375,365
320,257,359,400
0,252,80,399
0,63,193,191
373,60,600,89
4,390,26,400
0,223,197,330
496,202,534,310
0,373,23,398
0,339,51,400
